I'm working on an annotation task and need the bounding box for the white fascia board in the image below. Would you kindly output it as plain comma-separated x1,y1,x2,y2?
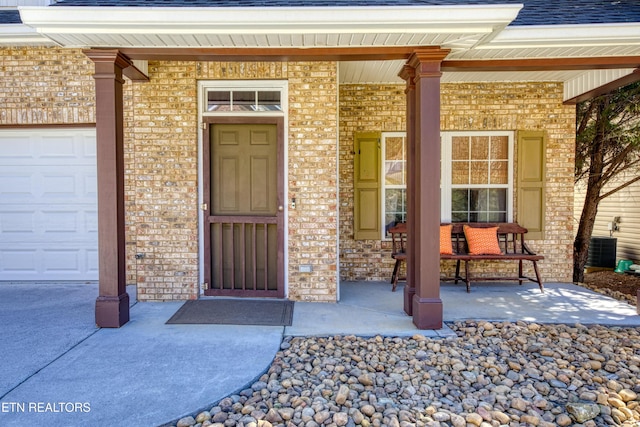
482,23,640,49
0,0,51,6
0,23,56,45
18,5,521,36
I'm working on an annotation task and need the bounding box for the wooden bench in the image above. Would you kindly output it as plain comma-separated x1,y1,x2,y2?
389,223,407,292
389,222,544,293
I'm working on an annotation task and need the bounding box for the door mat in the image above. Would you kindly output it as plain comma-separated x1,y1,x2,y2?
166,299,294,326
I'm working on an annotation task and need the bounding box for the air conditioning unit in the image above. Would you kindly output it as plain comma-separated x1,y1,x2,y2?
586,237,617,269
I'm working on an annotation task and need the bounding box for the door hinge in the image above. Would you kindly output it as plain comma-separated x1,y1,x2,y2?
202,282,209,290
200,203,208,211
200,122,206,130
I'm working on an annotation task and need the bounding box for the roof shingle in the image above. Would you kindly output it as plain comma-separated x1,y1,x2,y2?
0,10,22,24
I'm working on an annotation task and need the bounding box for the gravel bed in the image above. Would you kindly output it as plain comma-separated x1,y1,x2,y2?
170,321,640,427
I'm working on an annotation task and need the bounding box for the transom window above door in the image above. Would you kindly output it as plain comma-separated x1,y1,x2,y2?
200,80,287,116
207,90,281,112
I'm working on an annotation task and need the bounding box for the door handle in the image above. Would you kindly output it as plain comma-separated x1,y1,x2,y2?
278,205,284,212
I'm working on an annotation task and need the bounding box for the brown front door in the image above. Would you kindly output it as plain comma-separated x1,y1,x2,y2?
203,118,284,297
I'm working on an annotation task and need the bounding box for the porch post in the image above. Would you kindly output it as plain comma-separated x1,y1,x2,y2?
409,48,449,330
398,64,416,315
84,49,131,328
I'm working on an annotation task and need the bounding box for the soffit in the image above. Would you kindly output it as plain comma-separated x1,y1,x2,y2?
340,60,595,84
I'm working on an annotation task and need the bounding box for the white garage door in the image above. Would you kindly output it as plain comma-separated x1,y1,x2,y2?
0,128,98,281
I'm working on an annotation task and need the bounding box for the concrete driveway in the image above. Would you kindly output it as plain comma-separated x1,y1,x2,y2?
0,282,284,427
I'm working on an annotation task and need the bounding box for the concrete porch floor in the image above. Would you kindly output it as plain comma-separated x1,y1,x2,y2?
285,281,640,337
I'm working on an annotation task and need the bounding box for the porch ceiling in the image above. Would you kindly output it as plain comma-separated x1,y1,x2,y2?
339,61,638,85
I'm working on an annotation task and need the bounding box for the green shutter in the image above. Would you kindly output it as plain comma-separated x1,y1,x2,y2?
517,131,546,240
354,132,381,240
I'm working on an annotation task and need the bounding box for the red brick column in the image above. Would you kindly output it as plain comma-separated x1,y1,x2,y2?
407,48,449,329
84,49,131,328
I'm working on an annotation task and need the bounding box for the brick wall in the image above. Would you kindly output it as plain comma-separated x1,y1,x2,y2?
127,61,200,301
339,82,575,284
339,85,407,281
0,47,95,124
286,62,339,302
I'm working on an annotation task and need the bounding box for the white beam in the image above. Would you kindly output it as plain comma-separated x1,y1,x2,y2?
483,24,640,49
18,5,521,36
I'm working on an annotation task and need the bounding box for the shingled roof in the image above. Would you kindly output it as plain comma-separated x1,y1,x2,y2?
3,0,640,26
0,11,21,24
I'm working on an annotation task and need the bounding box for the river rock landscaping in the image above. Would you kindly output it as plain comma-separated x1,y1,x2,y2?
172,320,640,427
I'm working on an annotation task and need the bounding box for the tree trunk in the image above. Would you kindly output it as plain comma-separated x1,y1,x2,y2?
573,109,606,283
572,83,640,283
573,185,600,283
